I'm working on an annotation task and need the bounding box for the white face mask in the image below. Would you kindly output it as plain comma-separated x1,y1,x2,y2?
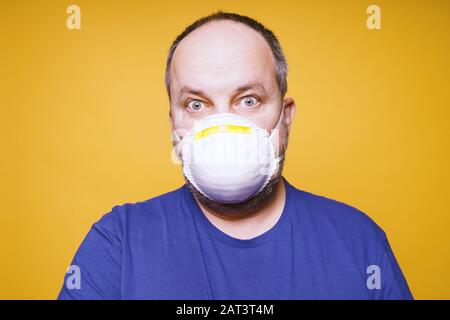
175,111,284,204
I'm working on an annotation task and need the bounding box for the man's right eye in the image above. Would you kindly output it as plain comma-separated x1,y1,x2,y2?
186,100,205,112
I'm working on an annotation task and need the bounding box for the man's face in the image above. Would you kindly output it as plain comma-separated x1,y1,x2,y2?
168,20,295,216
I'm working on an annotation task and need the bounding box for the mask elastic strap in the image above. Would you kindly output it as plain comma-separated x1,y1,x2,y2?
270,109,285,163
270,109,284,137
275,153,284,163
172,129,183,144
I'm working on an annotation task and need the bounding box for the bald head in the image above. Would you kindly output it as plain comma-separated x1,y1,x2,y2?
170,20,278,104
165,11,288,100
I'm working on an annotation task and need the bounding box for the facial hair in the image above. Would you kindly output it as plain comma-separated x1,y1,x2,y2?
184,122,290,218
184,160,285,218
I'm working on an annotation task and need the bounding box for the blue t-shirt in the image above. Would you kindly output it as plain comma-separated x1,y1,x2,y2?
58,178,413,299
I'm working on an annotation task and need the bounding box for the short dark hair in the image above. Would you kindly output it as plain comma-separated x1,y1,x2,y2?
165,11,288,100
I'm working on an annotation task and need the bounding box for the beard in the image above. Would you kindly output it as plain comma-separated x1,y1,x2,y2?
184,159,285,218
184,124,290,218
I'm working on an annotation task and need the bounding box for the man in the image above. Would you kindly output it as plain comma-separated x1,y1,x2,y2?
58,11,413,299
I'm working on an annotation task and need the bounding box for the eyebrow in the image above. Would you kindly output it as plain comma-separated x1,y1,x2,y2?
178,81,267,99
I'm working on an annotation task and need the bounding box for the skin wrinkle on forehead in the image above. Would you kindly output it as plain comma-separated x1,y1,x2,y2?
173,44,275,73
171,63,276,97
173,60,276,88
172,55,276,79
171,66,279,111
170,21,277,93
178,81,268,99
174,46,275,69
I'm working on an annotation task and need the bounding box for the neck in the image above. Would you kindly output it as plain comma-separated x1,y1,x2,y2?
194,178,286,240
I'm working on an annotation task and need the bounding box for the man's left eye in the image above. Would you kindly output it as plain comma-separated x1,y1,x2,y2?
240,96,258,108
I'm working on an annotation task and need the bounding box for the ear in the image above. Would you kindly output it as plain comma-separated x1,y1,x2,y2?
282,97,296,129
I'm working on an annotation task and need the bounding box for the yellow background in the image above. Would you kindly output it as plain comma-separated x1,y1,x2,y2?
0,0,449,299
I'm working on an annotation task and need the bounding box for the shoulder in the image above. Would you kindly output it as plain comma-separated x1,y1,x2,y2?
286,181,387,258
92,185,186,238
299,188,384,237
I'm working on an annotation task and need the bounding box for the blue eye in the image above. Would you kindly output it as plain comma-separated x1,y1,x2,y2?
241,96,258,108
187,100,204,112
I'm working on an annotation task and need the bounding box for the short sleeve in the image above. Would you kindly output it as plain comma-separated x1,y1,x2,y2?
372,238,414,300
57,212,122,300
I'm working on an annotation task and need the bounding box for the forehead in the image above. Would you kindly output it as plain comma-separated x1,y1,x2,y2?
170,20,277,95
